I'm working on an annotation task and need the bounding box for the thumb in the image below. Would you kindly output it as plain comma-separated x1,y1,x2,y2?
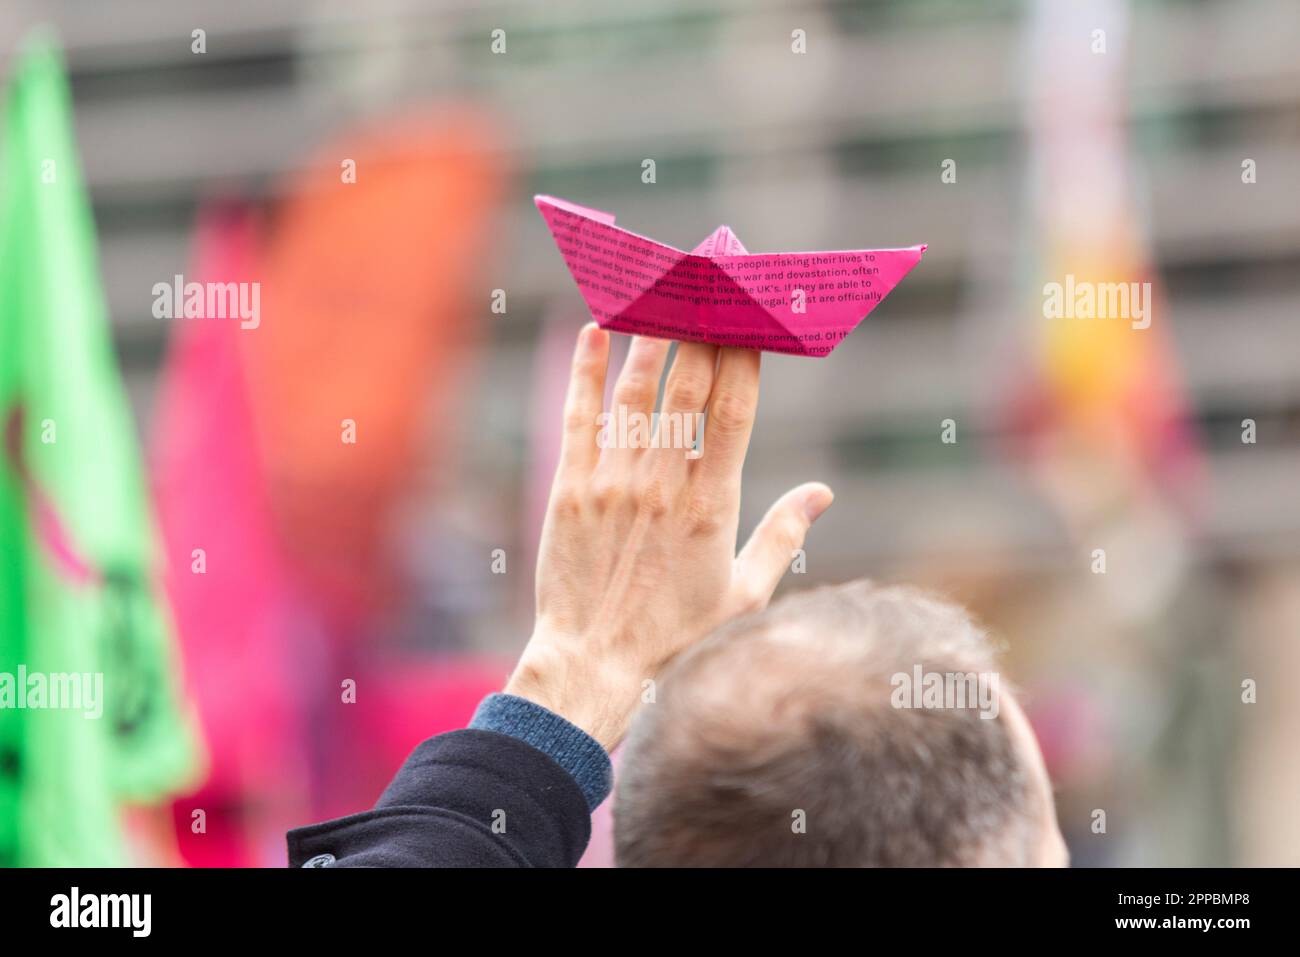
732,482,834,613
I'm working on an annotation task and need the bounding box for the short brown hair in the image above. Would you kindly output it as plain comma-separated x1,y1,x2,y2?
614,581,1037,867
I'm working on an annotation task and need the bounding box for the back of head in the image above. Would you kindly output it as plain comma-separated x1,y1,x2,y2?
614,581,1039,867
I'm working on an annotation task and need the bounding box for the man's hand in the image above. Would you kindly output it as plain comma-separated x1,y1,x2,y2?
505,323,834,750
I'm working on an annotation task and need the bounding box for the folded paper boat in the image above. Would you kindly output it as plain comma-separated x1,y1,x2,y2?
536,194,926,357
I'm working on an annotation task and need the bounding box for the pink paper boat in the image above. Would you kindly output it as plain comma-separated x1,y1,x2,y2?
536,194,926,357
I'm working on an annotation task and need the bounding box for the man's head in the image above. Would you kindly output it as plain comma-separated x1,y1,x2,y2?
614,581,1067,867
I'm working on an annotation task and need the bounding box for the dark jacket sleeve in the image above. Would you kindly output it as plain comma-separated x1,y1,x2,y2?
286,728,596,868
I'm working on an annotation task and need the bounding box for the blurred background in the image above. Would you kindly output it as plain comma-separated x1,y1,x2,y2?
0,0,1297,867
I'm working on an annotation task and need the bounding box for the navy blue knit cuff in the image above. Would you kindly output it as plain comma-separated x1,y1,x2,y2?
469,693,613,811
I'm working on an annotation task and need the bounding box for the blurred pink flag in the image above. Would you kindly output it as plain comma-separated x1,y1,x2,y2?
152,203,307,865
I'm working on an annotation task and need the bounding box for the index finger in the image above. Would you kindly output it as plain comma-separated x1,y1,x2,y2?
557,322,610,476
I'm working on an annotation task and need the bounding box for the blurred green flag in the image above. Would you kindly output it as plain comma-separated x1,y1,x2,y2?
0,32,199,865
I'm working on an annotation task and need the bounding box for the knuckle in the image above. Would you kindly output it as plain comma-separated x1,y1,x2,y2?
635,476,671,517
590,477,619,512
708,390,753,435
613,375,657,412
550,484,584,520
572,351,605,379
770,515,805,553
563,403,597,434
666,371,710,410
684,492,724,536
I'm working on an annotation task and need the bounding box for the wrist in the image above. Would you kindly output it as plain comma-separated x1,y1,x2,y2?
505,636,641,751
